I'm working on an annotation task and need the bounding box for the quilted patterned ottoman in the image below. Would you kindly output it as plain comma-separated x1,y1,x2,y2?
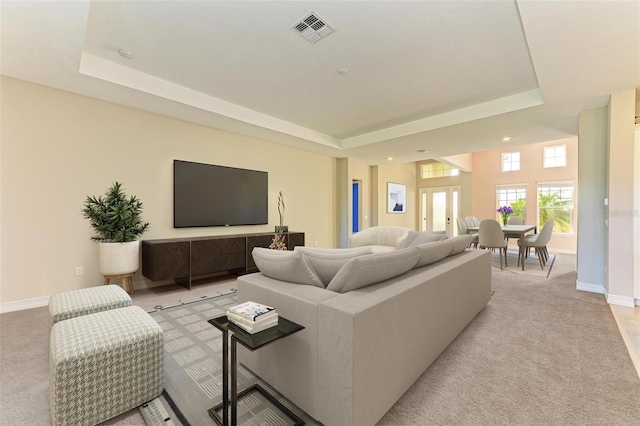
49,306,164,426
48,284,132,327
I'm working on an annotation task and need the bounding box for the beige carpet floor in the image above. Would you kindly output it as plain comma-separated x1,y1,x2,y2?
1,254,639,425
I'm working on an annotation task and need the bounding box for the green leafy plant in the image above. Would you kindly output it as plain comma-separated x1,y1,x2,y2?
82,182,150,242
539,192,572,233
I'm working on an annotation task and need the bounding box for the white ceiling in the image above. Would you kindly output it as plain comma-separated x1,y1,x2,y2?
2,1,639,165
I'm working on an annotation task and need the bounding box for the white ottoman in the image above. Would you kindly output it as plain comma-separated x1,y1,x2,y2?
49,306,164,426
48,284,132,327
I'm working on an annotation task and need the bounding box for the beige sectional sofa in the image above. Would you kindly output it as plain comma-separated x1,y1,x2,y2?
237,232,491,426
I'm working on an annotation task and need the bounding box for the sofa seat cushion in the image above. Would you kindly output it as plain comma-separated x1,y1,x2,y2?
252,248,324,288
326,247,420,293
294,247,373,287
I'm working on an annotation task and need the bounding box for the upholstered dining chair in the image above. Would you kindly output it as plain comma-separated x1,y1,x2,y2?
504,216,524,243
479,219,508,270
456,217,479,248
517,218,554,270
465,216,480,228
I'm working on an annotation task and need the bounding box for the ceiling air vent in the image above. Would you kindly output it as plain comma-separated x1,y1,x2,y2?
291,13,334,44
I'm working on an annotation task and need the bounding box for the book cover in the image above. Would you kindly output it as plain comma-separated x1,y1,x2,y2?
228,316,278,334
227,310,278,327
227,301,276,321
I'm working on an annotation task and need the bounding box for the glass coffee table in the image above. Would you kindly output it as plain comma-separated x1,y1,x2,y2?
207,315,305,426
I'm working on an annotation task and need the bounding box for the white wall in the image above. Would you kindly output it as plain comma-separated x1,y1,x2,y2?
606,89,636,306
0,77,337,304
577,107,608,293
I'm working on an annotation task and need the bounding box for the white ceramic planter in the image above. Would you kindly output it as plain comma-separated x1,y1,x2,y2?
99,240,140,275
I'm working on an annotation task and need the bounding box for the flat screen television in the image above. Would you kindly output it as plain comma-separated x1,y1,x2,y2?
173,160,268,228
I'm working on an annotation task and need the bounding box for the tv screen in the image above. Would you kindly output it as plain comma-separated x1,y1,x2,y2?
174,160,268,228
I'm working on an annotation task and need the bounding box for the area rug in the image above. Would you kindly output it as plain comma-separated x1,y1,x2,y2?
490,249,555,278
141,289,319,426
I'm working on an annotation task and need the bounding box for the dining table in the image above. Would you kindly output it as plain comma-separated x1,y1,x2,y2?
466,224,537,270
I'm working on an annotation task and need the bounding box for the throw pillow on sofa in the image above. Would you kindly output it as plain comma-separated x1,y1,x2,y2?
294,246,373,287
414,239,454,268
252,248,324,288
326,246,421,293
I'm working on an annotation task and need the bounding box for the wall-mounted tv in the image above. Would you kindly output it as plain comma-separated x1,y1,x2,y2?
174,160,268,228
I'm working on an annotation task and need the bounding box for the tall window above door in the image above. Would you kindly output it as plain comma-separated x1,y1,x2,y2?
543,145,567,168
501,152,520,172
496,185,526,220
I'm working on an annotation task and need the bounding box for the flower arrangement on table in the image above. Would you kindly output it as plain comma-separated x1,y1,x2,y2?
270,191,287,250
497,205,514,225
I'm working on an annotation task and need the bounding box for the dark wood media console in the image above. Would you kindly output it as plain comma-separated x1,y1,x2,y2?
142,232,304,289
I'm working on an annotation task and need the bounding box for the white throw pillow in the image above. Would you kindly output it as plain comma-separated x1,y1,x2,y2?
449,235,473,254
408,231,449,247
326,247,420,293
252,248,324,288
294,247,373,287
414,240,454,268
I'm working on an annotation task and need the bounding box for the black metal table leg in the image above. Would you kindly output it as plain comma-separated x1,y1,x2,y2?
231,337,238,425
222,327,228,426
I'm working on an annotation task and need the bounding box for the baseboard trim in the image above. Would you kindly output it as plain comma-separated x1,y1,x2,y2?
0,295,50,314
605,291,636,308
576,281,605,294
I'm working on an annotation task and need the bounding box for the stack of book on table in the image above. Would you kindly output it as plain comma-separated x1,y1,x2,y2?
226,301,278,334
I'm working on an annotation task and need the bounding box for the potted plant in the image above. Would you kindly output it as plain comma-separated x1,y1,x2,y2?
82,182,150,276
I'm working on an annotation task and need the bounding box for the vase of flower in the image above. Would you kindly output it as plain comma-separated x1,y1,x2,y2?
271,191,287,250
497,205,514,226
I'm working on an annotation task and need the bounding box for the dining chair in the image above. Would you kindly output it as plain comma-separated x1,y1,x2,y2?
456,217,479,248
517,218,554,270
504,216,524,244
478,219,508,270
465,216,480,228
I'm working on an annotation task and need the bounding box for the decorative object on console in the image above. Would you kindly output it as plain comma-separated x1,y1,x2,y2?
272,190,288,248
269,233,287,250
82,182,149,292
497,205,514,225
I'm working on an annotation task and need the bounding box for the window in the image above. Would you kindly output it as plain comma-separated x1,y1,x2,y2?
537,181,574,233
543,145,566,168
502,152,520,171
496,185,526,220
421,162,460,179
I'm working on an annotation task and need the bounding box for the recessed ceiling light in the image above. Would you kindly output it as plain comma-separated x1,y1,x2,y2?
502,136,512,142
418,150,428,154
118,49,133,59
387,156,393,161
337,68,348,75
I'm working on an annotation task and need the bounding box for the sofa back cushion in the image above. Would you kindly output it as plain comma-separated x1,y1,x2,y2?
349,226,411,248
326,246,420,293
414,239,454,268
294,247,373,287
406,231,449,247
252,248,324,288
449,234,473,254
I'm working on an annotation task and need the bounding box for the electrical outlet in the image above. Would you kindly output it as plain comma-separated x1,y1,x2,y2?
314,241,318,246
75,266,84,276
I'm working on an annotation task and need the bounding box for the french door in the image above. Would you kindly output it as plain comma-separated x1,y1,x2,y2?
420,186,460,236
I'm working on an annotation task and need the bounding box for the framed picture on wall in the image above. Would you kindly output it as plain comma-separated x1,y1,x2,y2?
387,182,407,213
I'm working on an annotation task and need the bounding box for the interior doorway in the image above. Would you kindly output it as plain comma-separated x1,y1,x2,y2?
352,180,362,233
420,186,460,236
